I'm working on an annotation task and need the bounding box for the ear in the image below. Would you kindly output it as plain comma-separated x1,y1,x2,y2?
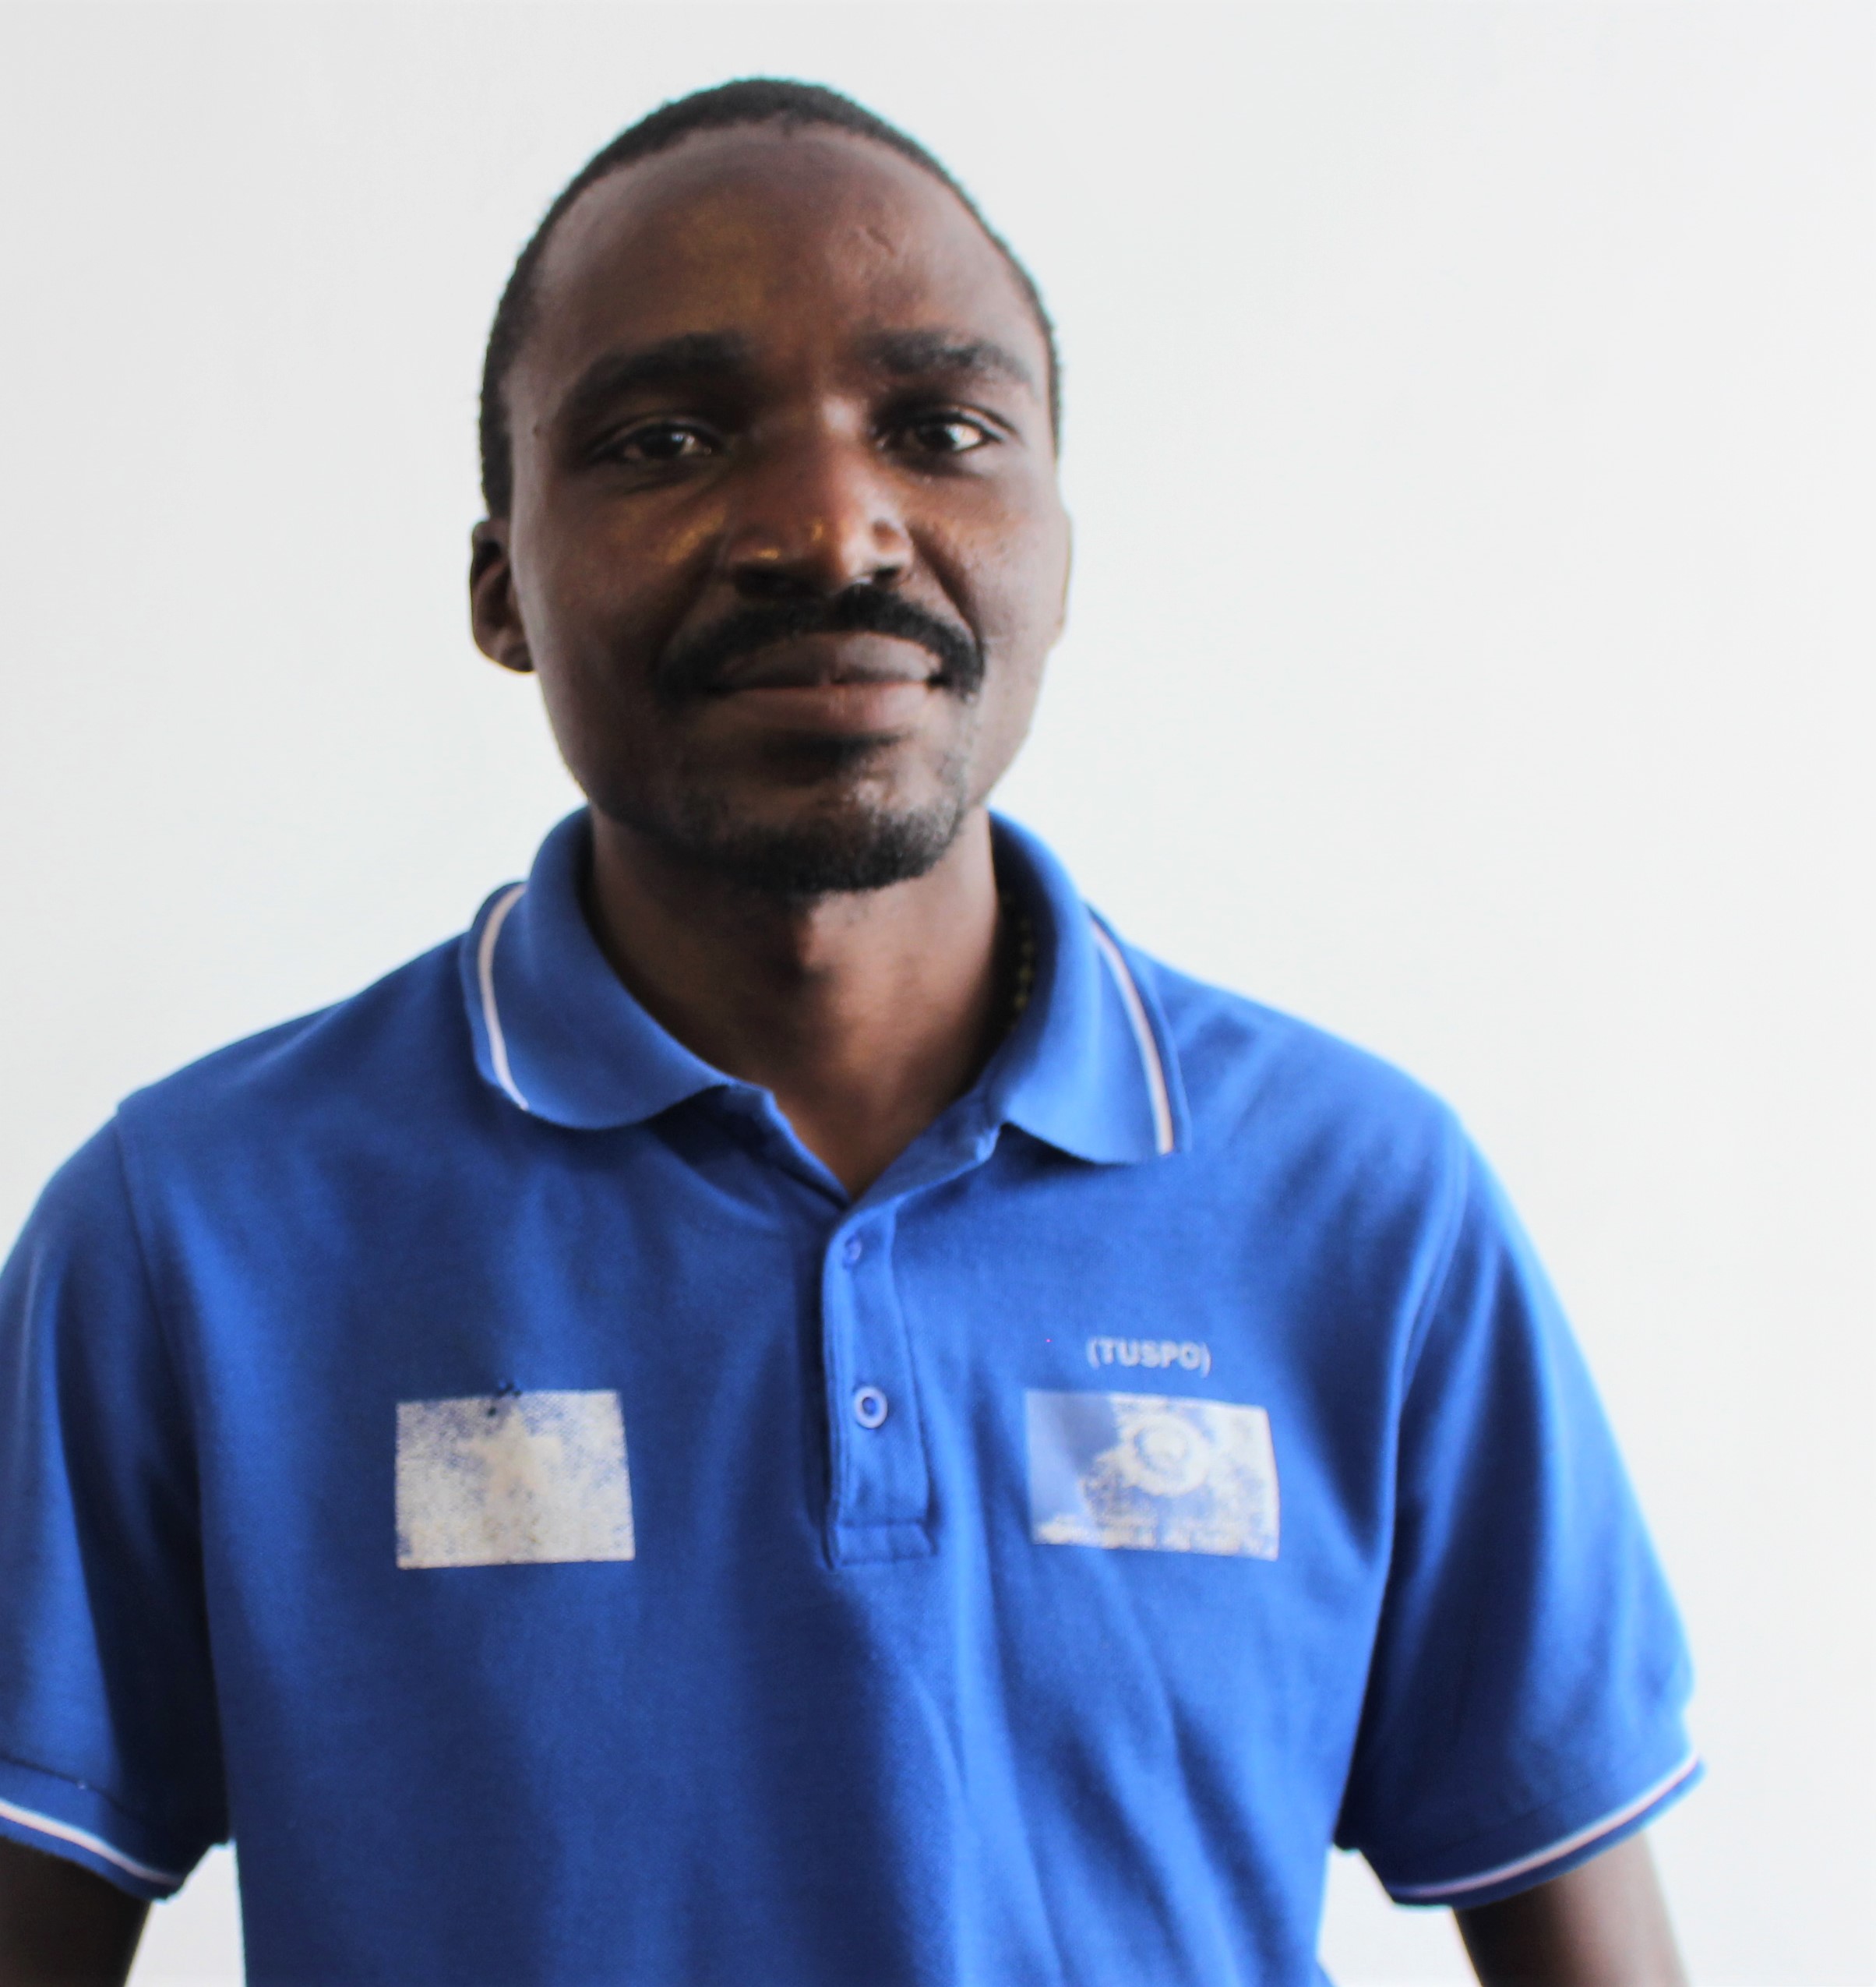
469,519,534,674
1053,511,1074,644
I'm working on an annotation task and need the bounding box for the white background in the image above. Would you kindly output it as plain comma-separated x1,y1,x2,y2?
0,4,1868,1982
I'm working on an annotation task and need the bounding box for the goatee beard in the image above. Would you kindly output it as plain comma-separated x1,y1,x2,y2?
598,760,975,902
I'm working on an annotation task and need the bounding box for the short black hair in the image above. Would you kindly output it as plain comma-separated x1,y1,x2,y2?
478,78,1060,515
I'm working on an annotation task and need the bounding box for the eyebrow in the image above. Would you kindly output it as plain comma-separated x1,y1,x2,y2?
552,325,1039,437
555,333,753,431
862,330,1038,395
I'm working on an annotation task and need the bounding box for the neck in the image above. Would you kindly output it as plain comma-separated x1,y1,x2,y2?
583,808,1006,1198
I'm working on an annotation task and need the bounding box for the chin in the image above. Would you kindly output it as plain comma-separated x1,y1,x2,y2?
612,781,975,901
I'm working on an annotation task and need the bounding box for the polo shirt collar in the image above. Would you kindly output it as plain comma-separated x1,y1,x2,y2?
459,809,1187,1166
979,816,1188,1166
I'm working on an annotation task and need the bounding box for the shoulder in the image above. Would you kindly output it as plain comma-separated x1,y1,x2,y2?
1137,948,1462,1166
1109,944,1474,1287
111,937,478,1170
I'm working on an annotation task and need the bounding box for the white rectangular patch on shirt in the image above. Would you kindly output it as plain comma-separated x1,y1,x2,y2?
1026,1389,1279,1559
396,1389,635,1569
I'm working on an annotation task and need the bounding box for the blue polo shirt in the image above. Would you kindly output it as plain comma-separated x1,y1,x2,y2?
0,811,1697,1985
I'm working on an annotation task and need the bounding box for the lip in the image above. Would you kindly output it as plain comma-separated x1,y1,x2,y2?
706,633,943,695
695,633,945,736
707,679,936,736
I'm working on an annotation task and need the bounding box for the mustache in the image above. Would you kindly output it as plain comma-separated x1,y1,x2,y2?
655,588,985,707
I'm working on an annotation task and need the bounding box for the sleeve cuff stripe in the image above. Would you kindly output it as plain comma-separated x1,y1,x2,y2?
1388,1751,1701,1902
0,1794,184,1889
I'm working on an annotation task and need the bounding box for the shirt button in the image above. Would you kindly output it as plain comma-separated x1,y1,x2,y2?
852,1385,890,1430
841,1236,865,1267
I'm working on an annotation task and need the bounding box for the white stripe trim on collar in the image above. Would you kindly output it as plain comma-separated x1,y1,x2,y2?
1089,919,1176,1157
0,1794,185,1890
1388,1752,1701,1901
478,884,531,1113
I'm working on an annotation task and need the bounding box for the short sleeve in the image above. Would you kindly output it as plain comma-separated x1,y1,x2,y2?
0,1124,226,1897
1335,1137,1699,1906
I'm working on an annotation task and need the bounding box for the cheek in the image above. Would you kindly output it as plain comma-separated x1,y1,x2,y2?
972,499,1067,773
974,594,1056,779
943,486,1070,655
510,488,704,672
506,523,665,781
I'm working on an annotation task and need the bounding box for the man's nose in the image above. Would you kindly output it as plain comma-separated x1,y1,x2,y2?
720,430,912,599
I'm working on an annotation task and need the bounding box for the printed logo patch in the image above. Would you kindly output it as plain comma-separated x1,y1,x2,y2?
1025,1389,1278,1559
396,1390,635,1569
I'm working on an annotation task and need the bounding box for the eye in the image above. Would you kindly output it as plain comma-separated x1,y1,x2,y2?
604,421,718,464
893,414,996,457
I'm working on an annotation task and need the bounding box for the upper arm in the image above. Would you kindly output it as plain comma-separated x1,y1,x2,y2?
0,1124,224,1896
1455,1832,1686,1987
0,1835,147,1987
1335,1137,1699,1901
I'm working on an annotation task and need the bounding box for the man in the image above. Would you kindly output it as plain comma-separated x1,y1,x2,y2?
0,80,1698,1985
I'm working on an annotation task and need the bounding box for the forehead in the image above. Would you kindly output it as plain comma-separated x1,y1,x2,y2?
517,126,1045,401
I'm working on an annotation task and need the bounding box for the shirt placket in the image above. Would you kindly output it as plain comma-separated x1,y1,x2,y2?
820,1205,933,1564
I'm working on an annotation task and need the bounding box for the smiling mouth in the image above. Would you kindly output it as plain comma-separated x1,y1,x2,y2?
695,636,947,740
706,633,946,696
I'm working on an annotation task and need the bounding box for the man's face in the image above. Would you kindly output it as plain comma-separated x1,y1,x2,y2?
472,126,1070,897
